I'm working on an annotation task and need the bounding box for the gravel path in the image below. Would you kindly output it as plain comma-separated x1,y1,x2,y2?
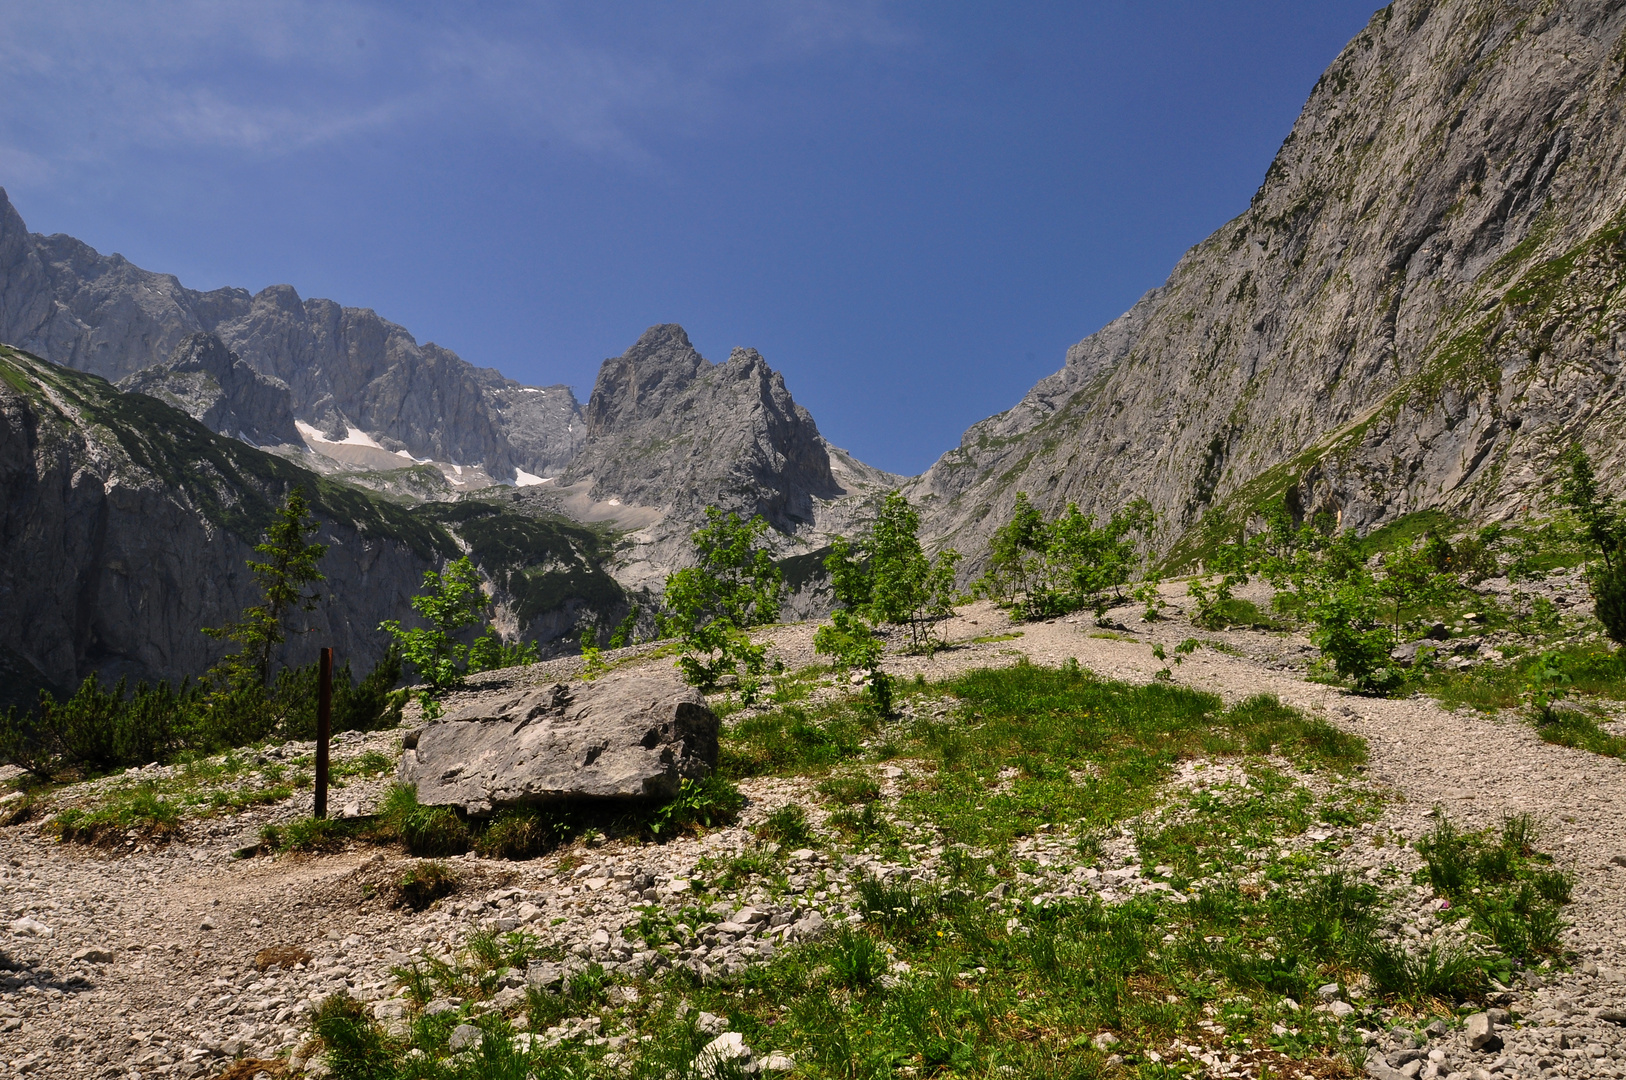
5,594,1626,1079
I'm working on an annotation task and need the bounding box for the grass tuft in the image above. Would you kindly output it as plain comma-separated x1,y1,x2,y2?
395,860,460,912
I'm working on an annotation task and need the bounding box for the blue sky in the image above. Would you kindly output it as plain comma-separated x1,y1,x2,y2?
0,1,1379,475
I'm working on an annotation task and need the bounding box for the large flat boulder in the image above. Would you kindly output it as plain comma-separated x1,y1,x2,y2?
398,665,718,816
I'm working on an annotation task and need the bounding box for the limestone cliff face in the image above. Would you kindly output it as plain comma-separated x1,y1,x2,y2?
117,333,302,447
913,0,1626,568
0,193,580,480
0,345,442,700
482,378,584,477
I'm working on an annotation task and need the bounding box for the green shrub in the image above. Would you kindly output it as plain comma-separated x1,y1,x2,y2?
0,646,402,782
1306,578,1400,695
648,774,745,837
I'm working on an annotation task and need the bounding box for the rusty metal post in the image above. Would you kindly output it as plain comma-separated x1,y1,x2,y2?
315,647,332,819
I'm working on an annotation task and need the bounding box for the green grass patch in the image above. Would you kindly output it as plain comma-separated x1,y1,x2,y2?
756,804,817,848
1536,710,1626,759
817,772,882,805
897,666,1363,850
720,701,874,778
1415,814,1571,966
47,785,183,845
1418,646,1626,714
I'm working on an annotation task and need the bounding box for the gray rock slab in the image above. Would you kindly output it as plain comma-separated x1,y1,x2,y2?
400,666,718,815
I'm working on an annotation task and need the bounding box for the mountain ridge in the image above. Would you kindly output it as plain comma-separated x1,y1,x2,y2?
0,191,583,480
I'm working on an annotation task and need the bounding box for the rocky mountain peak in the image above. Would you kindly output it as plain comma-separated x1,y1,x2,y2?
0,194,591,482
583,323,708,436
551,325,862,587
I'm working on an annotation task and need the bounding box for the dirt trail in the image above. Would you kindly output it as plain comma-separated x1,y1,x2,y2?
5,597,1626,1079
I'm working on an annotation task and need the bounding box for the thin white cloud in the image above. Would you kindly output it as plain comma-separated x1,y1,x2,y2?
0,0,913,186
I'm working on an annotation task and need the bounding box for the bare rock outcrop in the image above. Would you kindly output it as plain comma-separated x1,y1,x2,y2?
399,665,718,815
117,332,301,447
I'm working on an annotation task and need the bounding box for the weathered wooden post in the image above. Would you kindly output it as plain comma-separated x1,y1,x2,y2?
315,647,333,819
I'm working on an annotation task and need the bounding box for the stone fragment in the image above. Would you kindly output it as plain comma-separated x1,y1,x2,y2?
400,668,718,815
1464,1013,1501,1052
8,917,51,938
792,910,828,940
1316,982,1341,1001
448,1024,482,1052
1364,1062,1410,1080
71,947,114,964
694,1032,753,1073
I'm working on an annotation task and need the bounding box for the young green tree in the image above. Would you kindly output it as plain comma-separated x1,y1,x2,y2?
380,556,487,700
980,494,1153,620
1306,573,1400,694
813,608,892,714
203,488,328,690
866,491,961,653
979,492,1048,605
662,508,784,699
1560,445,1626,647
1375,534,1458,631
816,537,890,711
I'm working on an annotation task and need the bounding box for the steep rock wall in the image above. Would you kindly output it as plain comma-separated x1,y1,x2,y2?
913,0,1626,569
